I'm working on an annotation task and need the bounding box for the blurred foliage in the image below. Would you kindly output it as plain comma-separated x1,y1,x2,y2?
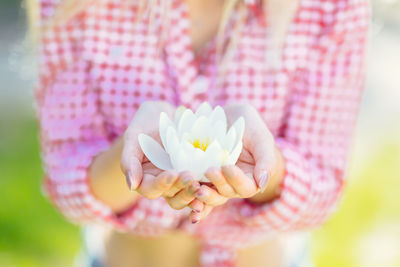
0,116,80,267
312,142,400,267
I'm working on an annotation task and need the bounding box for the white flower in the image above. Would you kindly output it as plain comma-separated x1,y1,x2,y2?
138,102,245,181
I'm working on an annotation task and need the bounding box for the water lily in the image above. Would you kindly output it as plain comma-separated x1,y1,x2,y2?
138,102,245,181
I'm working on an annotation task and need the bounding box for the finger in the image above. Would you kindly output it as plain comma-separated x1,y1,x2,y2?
247,131,276,192
195,185,228,206
137,171,178,199
142,161,163,176
201,205,213,219
190,205,213,224
166,182,200,210
222,165,258,198
120,153,143,191
164,171,194,197
121,128,146,191
188,199,204,213
238,149,255,164
253,148,275,192
204,167,236,197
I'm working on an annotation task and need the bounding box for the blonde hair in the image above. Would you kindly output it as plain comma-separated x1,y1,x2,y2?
26,0,299,74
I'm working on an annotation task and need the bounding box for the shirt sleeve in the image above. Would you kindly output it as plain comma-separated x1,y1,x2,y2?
230,0,369,231
35,0,144,230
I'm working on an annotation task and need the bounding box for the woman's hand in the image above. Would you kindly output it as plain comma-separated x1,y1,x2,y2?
188,104,285,222
121,101,200,210
138,162,202,210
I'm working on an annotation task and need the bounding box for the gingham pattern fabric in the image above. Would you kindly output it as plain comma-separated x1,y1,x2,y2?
35,0,369,266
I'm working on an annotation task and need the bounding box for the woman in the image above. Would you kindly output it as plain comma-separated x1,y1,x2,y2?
32,0,369,266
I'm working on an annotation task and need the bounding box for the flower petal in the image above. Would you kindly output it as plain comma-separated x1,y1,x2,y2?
168,147,188,173
180,132,191,143
191,115,211,138
195,102,213,117
178,109,196,137
165,126,180,155
213,120,227,144
192,141,223,182
223,127,237,152
138,134,173,170
191,148,208,180
182,139,195,154
159,112,174,150
181,141,196,172
210,105,226,125
174,105,187,125
205,141,223,167
225,141,243,166
230,116,245,152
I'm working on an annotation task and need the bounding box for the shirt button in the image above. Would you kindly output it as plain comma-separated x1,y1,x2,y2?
192,75,209,94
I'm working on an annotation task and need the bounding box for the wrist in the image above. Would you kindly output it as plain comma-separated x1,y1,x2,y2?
89,137,139,213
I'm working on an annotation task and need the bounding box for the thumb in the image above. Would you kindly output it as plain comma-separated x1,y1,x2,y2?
121,133,144,191
248,132,276,192
122,156,143,191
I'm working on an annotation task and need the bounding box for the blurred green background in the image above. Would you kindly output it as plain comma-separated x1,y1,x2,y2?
0,0,399,266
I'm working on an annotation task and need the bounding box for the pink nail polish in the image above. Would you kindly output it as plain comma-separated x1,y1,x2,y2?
259,172,270,192
196,189,204,197
192,219,199,224
240,206,253,217
125,173,133,191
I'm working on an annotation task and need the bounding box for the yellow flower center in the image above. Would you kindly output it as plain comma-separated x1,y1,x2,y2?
192,137,210,151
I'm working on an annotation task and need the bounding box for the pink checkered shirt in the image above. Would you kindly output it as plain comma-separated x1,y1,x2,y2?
35,0,369,266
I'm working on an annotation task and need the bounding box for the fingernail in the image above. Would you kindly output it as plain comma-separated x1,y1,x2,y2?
196,188,204,197
240,206,253,217
192,219,199,224
190,205,201,213
125,173,133,191
259,171,270,192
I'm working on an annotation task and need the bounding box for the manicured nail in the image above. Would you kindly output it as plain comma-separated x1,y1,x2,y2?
259,171,270,192
189,201,202,212
193,207,201,213
240,205,253,217
190,205,201,213
125,172,133,191
192,219,199,224
196,188,204,197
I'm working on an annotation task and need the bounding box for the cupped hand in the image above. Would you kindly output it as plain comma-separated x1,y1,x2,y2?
120,101,200,209
188,104,281,222
187,152,258,223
